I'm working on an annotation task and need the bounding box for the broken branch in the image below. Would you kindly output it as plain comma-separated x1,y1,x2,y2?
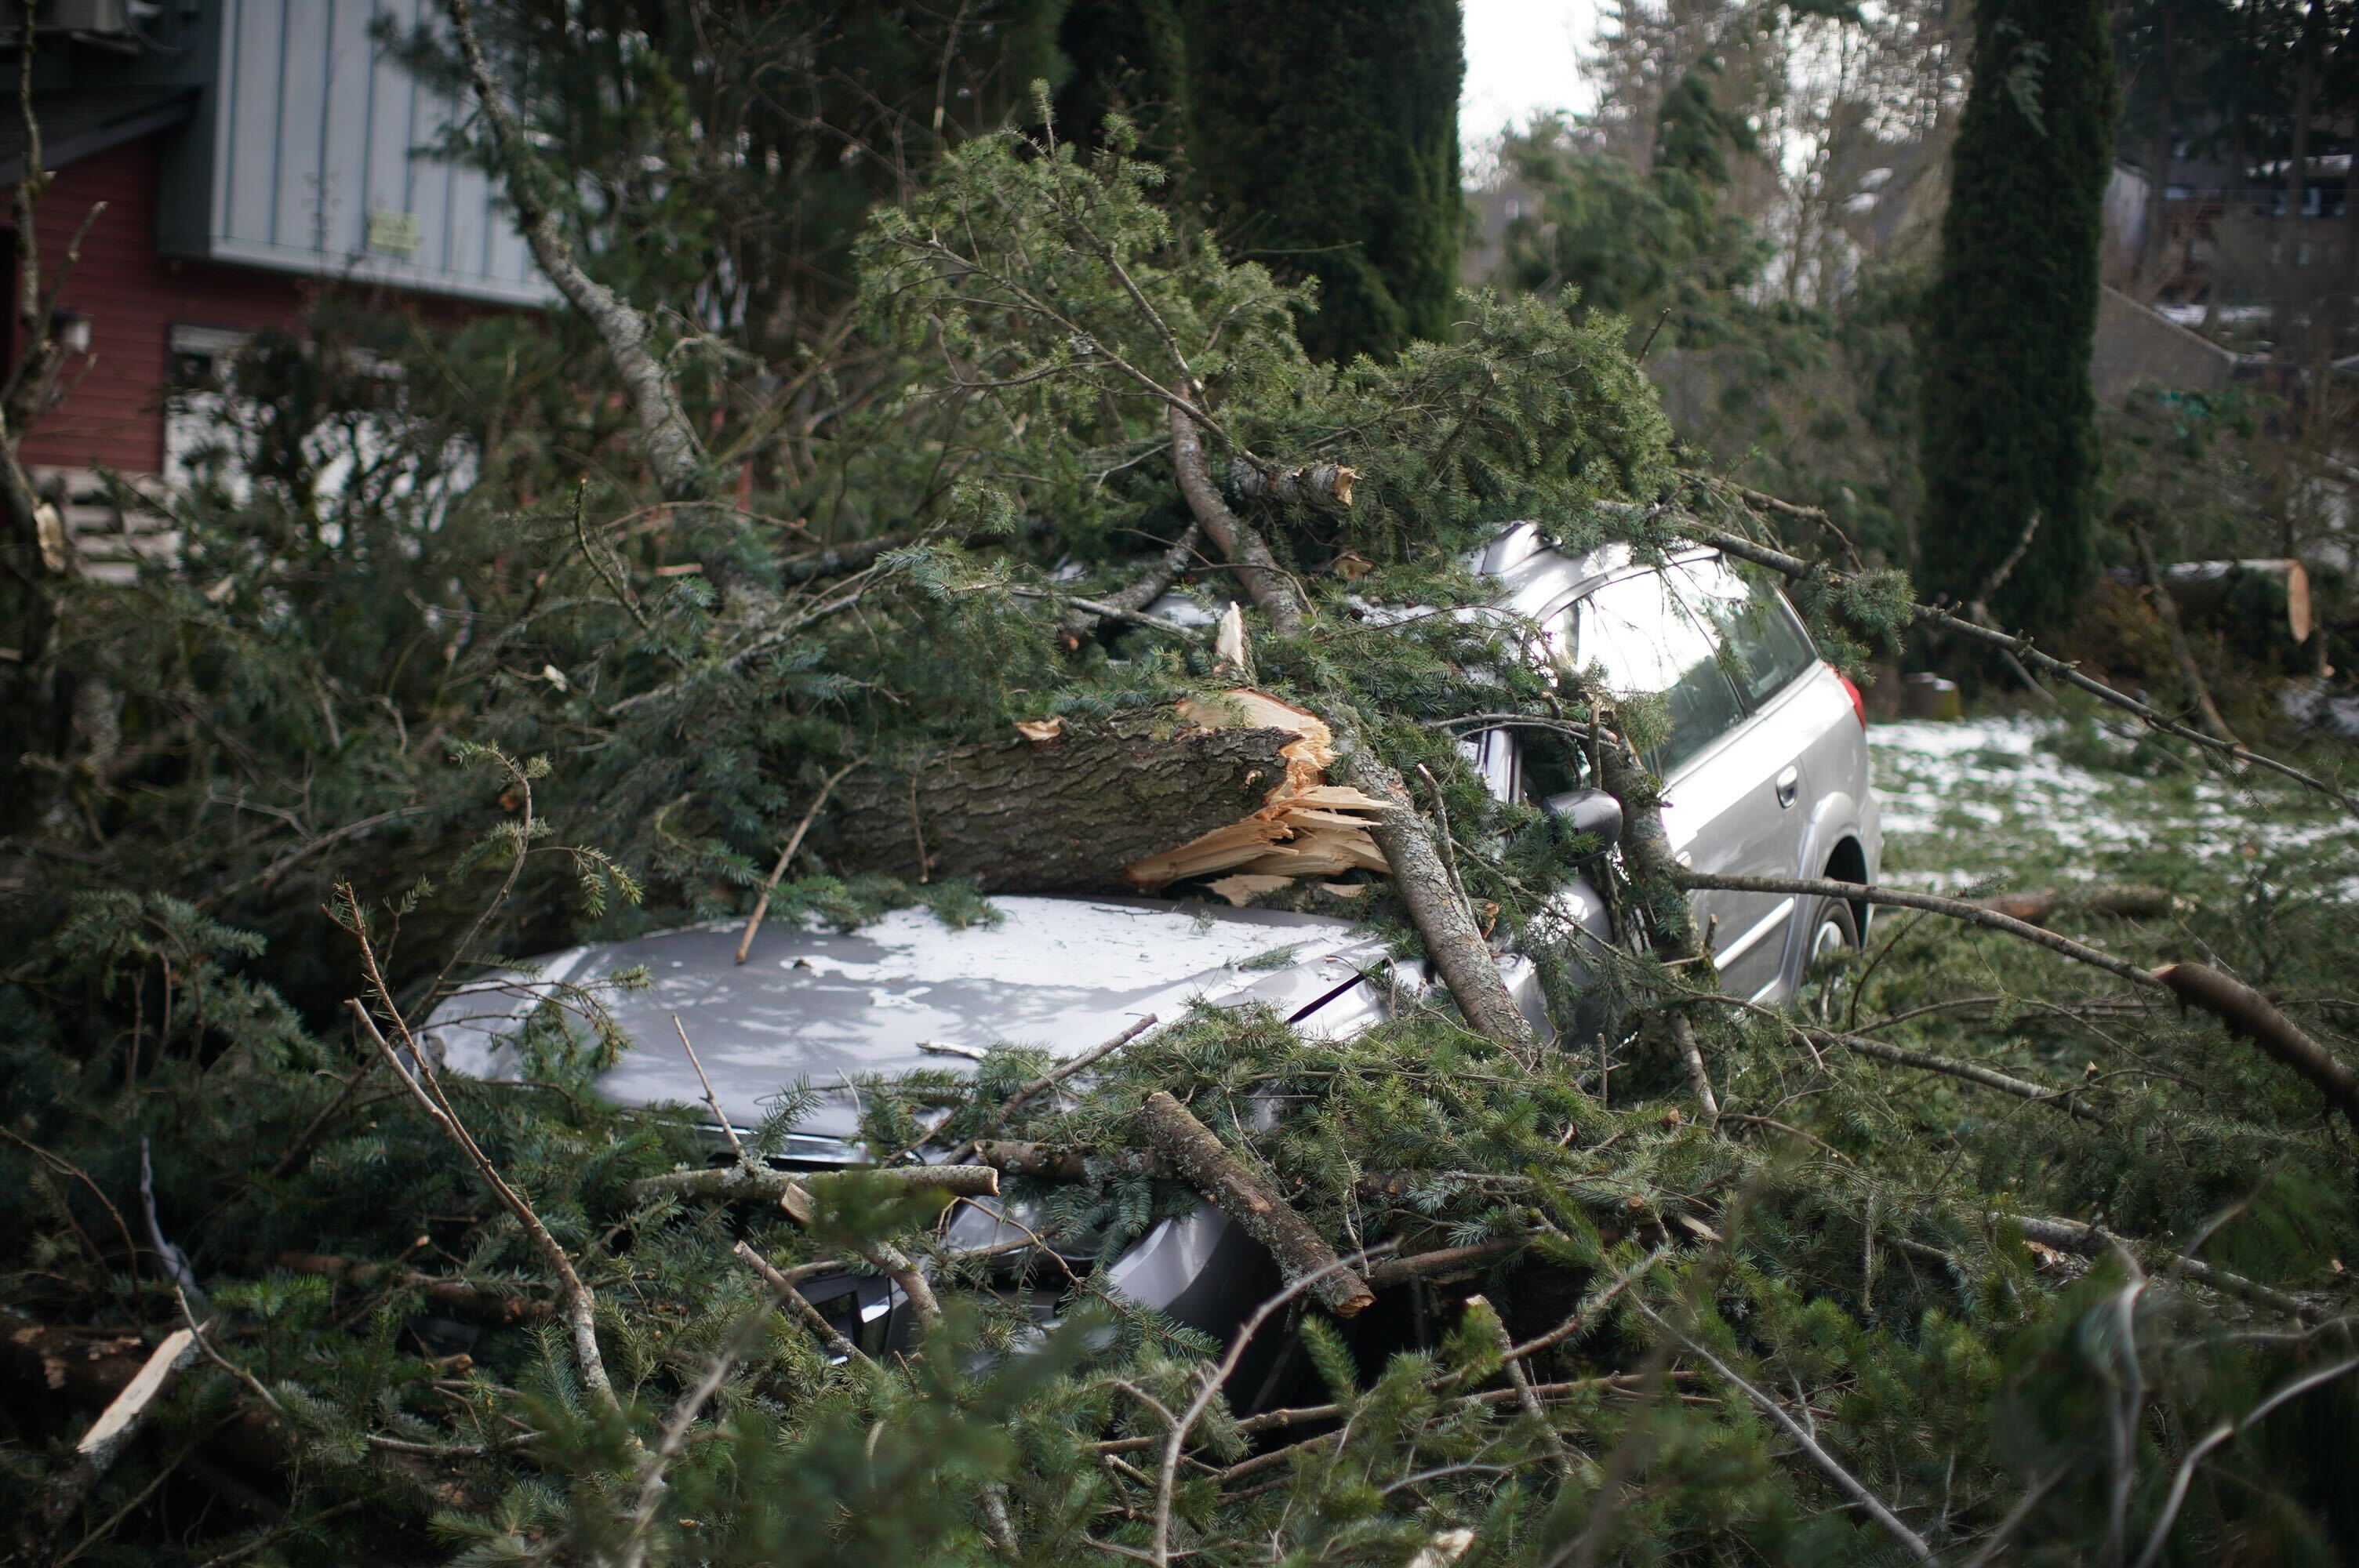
2154,962,2359,1126
1136,1091,1373,1318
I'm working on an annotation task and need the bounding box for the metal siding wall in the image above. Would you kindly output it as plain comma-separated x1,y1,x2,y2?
318,0,377,260
222,0,286,247
196,0,551,305
272,0,331,251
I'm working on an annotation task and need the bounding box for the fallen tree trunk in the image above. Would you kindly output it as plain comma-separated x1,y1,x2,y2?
1137,1091,1374,1317
1979,884,2183,926
2109,557,2312,644
826,688,1389,898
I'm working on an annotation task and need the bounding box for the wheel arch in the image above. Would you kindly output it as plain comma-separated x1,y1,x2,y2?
1822,835,1870,936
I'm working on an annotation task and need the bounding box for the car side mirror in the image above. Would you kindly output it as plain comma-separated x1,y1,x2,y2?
1543,787,1623,850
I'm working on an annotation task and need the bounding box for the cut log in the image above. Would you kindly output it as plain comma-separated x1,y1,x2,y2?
2110,558,2312,644
1136,1091,1375,1317
824,688,1390,899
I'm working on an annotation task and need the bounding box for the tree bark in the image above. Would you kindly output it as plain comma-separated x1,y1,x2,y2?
1227,459,1357,511
824,710,1312,891
1136,1091,1374,1318
626,1163,1001,1208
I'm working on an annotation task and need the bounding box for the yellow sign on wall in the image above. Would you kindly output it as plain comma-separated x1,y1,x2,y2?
365,209,422,257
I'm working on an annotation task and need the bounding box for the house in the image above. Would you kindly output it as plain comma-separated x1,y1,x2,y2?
2,0,547,573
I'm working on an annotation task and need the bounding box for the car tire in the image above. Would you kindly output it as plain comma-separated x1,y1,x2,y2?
1802,896,1859,1022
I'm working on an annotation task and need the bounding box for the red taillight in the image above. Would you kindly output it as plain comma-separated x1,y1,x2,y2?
1836,667,1866,728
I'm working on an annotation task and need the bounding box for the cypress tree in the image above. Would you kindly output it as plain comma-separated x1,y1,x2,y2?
1918,0,2117,633
1062,0,1463,362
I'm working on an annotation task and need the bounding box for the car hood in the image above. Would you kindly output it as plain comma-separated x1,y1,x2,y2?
423,895,1385,1142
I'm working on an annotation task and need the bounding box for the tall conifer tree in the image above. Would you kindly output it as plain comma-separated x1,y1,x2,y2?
1060,0,1464,362
1919,0,2117,633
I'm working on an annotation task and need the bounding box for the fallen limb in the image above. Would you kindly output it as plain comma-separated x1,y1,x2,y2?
1674,871,2166,993
343,967,631,1431
1136,1091,1374,1318
1979,884,2182,926
1147,1242,1394,1566
1329,716,1539,1054
1799,1028,2108,1123
1227,459,1357,512
1465,1294,1576,1476
1059,521,1204,642
2009,1214,2326,1323
627,1162,1001,1212
971,1140,1172,1182
1169,404,1300,634
1595,731,1718,1122
731,1241,874,1369
1164,398,1535,1053
277,1253,553,1323
2153,963,2359,1126
1363,1239,1524,1287
824,694,1385,895
737,757,866,962
861,1240,943,1341
2132,1353,2359,1568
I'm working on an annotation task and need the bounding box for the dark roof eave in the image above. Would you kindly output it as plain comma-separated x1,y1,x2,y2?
0,87,198,187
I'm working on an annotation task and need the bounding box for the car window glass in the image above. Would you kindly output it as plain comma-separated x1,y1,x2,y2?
1567,567,1746,774
1670,557,1817,707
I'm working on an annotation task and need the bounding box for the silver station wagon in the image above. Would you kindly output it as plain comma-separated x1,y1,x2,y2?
429,523,1881,1359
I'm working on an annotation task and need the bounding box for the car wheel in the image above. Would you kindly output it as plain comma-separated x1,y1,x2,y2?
1802,896,1859,1022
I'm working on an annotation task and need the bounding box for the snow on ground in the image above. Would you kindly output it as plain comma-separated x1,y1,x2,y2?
1867,715,2359,897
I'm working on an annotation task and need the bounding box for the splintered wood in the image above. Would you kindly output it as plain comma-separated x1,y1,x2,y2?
1122,688,1392,904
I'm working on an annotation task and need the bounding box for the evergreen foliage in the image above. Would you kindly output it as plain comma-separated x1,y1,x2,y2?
2,16,2357,1566
1917,0,2118,633
1059,0,1465,362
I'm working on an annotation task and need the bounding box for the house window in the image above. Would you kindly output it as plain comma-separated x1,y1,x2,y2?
165,324,253,499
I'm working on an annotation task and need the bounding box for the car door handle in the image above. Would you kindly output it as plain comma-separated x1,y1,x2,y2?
1773,765,1799,808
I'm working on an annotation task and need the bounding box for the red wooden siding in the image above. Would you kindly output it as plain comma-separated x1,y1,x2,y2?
14,135,308,474
12,135,502,477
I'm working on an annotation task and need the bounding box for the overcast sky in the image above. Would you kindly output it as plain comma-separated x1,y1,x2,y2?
1461,0,1603,153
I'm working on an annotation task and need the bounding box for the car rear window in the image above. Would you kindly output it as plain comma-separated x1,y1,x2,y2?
1568,567,1746,774
1669,557,1819,706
